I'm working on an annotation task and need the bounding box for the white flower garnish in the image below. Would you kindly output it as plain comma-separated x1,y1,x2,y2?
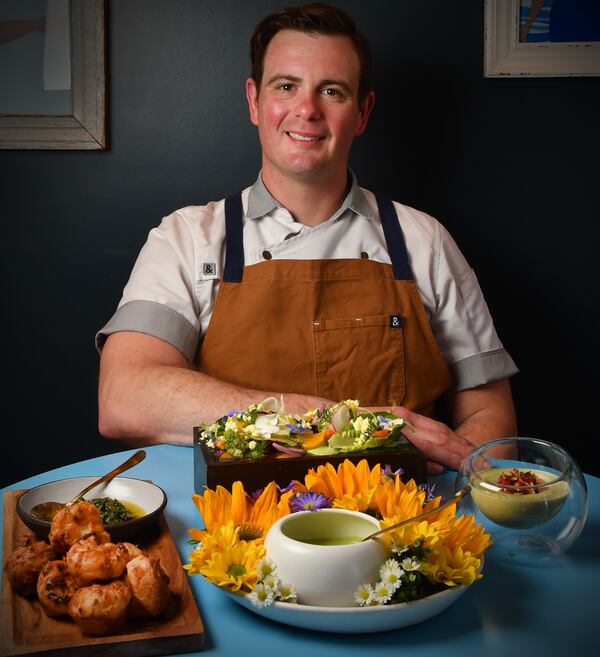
249,582,275,608
373,582,394,604
379,559,403,590
354,583,374,606
256,558,277,579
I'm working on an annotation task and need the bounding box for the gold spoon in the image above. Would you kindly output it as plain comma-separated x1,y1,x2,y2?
362,484,472,541
30,450,147,521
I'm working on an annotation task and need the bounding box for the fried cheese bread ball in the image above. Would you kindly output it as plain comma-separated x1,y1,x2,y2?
68,580,131,636
49,501,110,555
124,554,171,618
66,539,129,588
4,539,56,597
119,541,143,561
37,559,76,617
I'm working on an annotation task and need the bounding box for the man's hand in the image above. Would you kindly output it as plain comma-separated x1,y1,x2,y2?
367,379,517,474
387,407,476,474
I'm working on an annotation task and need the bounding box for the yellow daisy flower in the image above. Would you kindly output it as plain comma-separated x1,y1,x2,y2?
436,514,491,558
422,545,483,587
185,521,240,575
379,517,445,551
199,540,266,592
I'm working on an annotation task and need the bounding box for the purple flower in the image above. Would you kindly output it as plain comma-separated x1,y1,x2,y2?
248,488,264,504
382,464,404,480
287,422,307,434
277,481,297,495
290,491,333,513
225,409,244,417
422,483,444,504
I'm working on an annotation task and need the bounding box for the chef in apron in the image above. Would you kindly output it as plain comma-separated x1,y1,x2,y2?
97,4,518,473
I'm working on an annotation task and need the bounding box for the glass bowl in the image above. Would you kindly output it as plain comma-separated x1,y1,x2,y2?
456,437,588,564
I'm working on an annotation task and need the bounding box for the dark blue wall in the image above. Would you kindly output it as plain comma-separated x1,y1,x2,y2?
2,0,599,487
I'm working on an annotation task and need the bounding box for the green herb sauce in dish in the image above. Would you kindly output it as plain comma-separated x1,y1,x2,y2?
90,497,145,525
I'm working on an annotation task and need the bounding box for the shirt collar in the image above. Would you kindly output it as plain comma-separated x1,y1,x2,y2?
246,170,375,222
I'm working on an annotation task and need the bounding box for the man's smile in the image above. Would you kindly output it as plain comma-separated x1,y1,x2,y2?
286,131,324,142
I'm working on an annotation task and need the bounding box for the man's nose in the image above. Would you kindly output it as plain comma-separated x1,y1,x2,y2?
294,90,322,120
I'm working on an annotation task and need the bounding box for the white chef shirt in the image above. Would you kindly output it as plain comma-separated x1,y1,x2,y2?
96,173,518,391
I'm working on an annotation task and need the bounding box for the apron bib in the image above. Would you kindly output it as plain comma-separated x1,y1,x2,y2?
196,194,452,415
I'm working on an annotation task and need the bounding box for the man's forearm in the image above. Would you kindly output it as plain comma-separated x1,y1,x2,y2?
98,332,331,446
449,379,518,448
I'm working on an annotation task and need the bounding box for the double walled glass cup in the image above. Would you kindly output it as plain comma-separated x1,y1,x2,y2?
456,437,588,564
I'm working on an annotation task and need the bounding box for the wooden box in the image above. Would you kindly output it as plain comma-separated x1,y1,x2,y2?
193,428,426,493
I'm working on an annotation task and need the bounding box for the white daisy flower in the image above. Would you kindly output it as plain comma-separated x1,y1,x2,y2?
400,558,421,572
278,582,297,602
379,559,403,590
256,558,277,579
248,440,257,450
262,574,279,590
354,583,374,606
391,543,409,556
249,583,275,608
373,582,394,604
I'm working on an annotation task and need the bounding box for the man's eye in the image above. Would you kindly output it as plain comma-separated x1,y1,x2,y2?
322,87,341,96
278,83,294,92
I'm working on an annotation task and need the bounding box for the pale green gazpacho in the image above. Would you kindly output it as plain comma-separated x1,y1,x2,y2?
471,467,569,529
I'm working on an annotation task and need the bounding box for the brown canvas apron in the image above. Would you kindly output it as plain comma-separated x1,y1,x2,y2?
196,194,452,415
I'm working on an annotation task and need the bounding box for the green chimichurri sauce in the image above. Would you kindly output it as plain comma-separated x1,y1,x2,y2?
90,497,144,525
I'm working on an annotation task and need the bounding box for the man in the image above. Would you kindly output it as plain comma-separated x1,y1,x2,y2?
97,3,518,473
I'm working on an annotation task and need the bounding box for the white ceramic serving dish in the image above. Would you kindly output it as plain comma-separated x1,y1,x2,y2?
221,583,472,633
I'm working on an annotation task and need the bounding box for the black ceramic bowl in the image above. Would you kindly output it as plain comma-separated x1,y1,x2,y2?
16,476,167,542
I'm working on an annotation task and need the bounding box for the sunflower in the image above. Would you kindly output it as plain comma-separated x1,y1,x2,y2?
199,540,266,592
190,480,293,543
303,459,383,512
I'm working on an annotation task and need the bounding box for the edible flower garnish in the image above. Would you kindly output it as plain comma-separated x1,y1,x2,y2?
197,398,414,461
185,459,490,608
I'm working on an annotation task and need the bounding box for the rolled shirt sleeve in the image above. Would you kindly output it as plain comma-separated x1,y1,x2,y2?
428,223,518,390
96,208,211,361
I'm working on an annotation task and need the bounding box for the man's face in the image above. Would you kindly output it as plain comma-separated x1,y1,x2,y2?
246,29,374,185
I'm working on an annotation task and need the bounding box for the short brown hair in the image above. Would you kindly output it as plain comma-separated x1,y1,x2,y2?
250,3,373,102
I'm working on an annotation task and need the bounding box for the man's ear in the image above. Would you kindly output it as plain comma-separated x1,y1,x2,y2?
246,77,259,126
355,91,375,136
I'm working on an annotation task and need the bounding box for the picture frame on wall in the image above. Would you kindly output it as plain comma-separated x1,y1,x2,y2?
0,0,106,149
484,0,600,77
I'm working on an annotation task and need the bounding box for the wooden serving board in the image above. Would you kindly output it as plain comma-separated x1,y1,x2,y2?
0,490,204,657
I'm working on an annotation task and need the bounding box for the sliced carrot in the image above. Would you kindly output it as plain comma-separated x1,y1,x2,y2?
372,430,390,438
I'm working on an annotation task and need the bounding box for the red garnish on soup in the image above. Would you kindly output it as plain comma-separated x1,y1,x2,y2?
497,468,544,494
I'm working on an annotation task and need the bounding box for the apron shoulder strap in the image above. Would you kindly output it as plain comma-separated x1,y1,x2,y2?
374,194,414,281
223,194,245,283
224,192,413,282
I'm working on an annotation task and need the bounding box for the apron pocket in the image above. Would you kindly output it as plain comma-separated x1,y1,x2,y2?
312,315,405,407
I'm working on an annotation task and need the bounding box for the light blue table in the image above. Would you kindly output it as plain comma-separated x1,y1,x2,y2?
2,445,599,657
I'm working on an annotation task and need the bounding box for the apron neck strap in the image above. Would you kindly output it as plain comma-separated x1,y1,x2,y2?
223,192,414,283
374,194,414,281
223,194,245,282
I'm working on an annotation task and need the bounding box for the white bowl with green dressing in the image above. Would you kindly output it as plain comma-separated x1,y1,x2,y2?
264,509,387,607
